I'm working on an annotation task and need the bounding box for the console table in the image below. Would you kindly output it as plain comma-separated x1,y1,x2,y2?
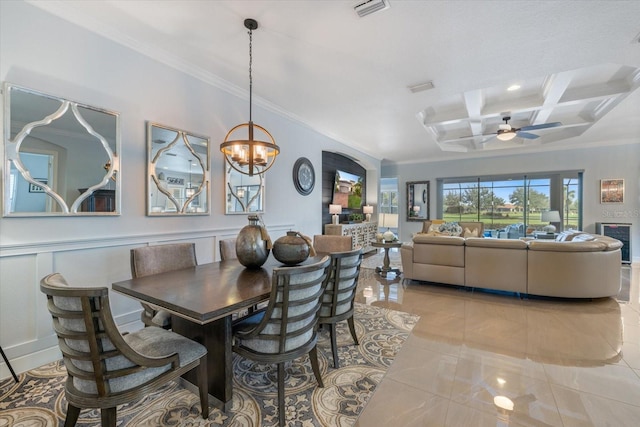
324,222,377,253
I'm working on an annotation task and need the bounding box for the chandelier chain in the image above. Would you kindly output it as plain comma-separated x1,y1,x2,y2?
248,27,253,122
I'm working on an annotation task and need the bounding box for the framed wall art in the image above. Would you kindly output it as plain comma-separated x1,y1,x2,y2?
600,179,624,203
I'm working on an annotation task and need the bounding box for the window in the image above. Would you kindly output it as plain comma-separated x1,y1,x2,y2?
439,171,582,232
380,177,398,214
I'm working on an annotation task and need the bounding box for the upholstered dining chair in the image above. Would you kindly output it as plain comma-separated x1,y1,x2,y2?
130,243,197,329
232,256,331,427
40,273,209,426
219,238,237,261
318,247,364,368
313,234,352,254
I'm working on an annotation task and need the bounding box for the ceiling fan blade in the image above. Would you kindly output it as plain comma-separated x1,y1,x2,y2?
442,133,496,143
519,122,561,131
517,132,539,139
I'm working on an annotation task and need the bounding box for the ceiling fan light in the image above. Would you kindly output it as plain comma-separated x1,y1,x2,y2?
497,131,517,141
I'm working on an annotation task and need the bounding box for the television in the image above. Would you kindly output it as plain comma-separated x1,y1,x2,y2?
332,169,363,209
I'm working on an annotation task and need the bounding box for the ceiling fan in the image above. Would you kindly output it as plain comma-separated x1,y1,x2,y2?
492,116,562,141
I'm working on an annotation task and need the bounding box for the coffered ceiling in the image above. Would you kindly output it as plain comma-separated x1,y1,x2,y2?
27,0,640,164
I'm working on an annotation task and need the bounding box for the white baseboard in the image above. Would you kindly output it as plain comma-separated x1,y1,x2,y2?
1,346,61,381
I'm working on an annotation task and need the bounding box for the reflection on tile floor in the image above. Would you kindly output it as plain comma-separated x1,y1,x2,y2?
354,251,640,426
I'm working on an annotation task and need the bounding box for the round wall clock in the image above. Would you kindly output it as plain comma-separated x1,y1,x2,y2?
293,157,315,195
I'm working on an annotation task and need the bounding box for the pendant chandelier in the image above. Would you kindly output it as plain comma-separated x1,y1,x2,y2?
220,18,279,177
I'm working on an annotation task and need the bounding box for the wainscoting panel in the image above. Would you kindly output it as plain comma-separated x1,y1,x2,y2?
0,223,295,380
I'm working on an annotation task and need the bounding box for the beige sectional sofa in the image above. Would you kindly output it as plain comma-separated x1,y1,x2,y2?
400,222,623,298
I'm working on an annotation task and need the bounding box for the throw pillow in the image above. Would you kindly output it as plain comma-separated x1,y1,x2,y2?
463,227,478,238
571,233,595,242
438,222,463,236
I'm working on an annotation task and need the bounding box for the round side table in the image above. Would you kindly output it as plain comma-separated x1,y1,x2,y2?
370,240,402,277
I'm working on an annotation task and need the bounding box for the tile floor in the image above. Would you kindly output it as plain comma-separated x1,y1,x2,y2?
354,252,639,426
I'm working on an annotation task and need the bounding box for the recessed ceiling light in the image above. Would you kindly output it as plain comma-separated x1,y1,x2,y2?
507,84,521,91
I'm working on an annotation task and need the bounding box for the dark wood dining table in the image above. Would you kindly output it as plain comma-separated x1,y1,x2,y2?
111,255,323,411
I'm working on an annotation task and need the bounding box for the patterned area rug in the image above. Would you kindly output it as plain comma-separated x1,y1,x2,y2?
0,303,418,426
360,249,402,271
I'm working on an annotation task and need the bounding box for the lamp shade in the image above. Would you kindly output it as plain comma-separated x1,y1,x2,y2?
363,205,373,214
412,206,420,212
381,213,398,228
329,204,342,215
541,210,561,222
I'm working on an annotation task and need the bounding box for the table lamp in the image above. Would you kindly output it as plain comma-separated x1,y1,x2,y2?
381,213,398,241
412,206,420,217
329,204,342,225
363,205,373,222
541,210,560,233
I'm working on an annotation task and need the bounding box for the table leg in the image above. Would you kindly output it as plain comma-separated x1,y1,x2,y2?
382,247,391,271
375,247,401,278
171,315,233,411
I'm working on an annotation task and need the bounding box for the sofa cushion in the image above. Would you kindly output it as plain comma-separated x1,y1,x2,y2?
465,237,528,249
413,235,466,246
527,240,607,252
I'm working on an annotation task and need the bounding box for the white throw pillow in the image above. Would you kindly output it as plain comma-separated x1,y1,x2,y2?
463,227,478,238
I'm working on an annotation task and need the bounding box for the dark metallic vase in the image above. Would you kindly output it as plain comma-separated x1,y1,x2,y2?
272,231,311,266
236,215,271,269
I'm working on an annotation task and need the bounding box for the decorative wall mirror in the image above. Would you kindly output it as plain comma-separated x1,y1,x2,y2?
147,122,210,215
225,164,264,214
407,181,429,222
2,82,120,216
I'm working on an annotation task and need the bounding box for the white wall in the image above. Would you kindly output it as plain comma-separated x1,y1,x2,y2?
0,1,380,379
383,143,639,261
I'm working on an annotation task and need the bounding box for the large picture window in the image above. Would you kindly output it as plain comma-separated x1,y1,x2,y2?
438,171,582,234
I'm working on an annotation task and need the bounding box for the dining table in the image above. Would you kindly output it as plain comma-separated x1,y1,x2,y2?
111,255,324,411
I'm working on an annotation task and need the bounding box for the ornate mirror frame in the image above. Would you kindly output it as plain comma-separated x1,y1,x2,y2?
2,82,120,216
225,163,265,214
147,122,210,216
407,180,429,222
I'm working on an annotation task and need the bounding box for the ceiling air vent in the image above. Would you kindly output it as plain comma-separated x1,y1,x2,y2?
408,81,435,93
354,0,390,18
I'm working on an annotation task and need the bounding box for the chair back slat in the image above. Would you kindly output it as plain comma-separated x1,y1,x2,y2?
320,248,363,319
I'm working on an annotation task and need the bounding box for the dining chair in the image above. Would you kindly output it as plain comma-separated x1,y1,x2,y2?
232,256,331,427
318,247,364,368
219,238,237,261
220,237,263,318
313,234,352,254
130,243,197,329
40,273,209,426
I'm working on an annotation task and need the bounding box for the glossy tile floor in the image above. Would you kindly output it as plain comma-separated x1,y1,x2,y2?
354,252,639,426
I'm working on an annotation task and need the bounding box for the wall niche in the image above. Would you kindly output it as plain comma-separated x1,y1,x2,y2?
321,151,367,226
